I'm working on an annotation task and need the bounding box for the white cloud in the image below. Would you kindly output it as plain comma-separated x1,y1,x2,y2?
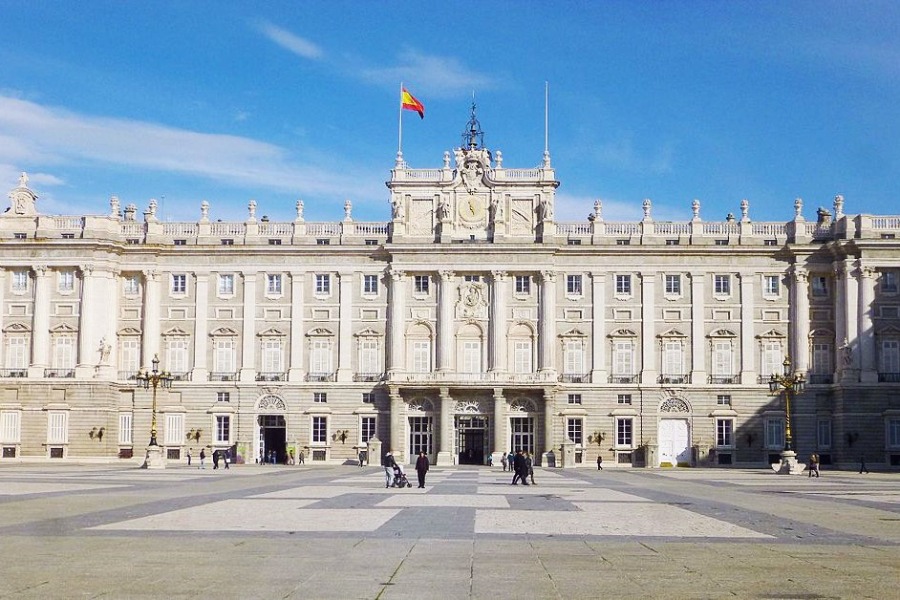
358,48,498,98
592,135,675,175
255,21,323,60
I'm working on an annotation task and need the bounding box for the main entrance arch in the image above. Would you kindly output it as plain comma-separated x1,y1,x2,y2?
256,395,287,464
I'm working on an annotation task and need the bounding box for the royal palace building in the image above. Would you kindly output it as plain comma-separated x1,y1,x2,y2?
1,114,899,470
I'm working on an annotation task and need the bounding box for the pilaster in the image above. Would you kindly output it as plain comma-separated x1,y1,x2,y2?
489,270,508,374
288,272,305,382
387,269,406,378
437,270,454,372
28,266,51,377
492,388,506,465
739,272,757,384
389,391,405,463
538,270,557,376
690,273,706,383
191,272,209,382
791,266,810,373
590,273,607,383
239,272,257,382
640,272,657,384
336,271,353,382
76,265,97,377
858,264,878,382
436,387,453,466
141,270,161,368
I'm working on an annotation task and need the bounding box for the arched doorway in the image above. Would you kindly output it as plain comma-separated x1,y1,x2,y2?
455,399,489,465
657,396,692,466
256,395,287,464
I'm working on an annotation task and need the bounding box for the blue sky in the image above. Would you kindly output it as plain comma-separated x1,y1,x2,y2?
1,1,898,224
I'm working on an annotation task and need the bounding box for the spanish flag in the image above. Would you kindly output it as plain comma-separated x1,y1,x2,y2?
401,88,425,119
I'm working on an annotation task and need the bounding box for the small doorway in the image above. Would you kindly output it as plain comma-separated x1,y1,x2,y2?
456,415,488,464
258,414,286,464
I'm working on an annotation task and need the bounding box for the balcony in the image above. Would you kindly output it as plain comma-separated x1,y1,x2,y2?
659,374,691,385
808,373,834,385
878,372,900,383
170,372,189,381
118,370,139,381
44,369,75,378
210,372,237,382
559,374,589,383
306,372,335,382
609,375,638,384
708,375,737,385
0,369,27,378
353,372,383,382
257,372,286,382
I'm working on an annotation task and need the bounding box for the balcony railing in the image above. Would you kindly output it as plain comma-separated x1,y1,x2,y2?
353,372,383,382
878,372,900,383
708,375,737,384
257,372,286,382
808,373,834,385
170,372,189,381
609,375,638,384
306,372,335,382
118,370,139,381
559,374,589,383
210,372,237,382
659,374,691,385
0,369,27,378
45,369,75,378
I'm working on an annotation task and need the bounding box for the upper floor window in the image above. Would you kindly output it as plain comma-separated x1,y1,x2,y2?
13,232,27,240
567,418,583,445
315,274,331,295
764,275,780,297
267,273,283,296
414,275,430,295
615,274,632,295
171,274,187,295
616,239,631,246
617,394,632,405
12,270,28,292
515,275,531,295
218,273,235,296
665,274,681,295
363,274,378,295
567,394,582,405
364,239,378,246
882,271,898,295
173,239,187,246
716,419,734,447
220,239,234,246
717,394,732,406
313,392,327,403
811,276,828,297
58,270,75,293
464,275,480,282
714,274,731,296
316,238,330,246
566,274,583,296
362,392,376,404
217,392,231,403
123,275,140,295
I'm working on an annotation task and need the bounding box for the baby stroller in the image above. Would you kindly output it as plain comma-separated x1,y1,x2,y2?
392,464,412,488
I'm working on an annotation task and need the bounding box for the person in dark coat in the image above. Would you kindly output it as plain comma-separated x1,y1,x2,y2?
382,450,396,488
511,450,529,485
212,449,220,469
415,452,430,488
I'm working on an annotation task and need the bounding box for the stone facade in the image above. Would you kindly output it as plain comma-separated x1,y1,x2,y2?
1,133,899,469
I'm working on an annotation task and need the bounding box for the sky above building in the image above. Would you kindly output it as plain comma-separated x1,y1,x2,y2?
1,1,898,225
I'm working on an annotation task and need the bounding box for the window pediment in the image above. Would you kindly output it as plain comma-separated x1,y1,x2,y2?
306,327,334,337
354,327,383,338
162,326,190,337
561,327,587,338
3,322,31,333
757,329,785,340
708,328,737,338
658,328,687,339
608,328,638,338
211,327,239,337
50,323,77,333
257,327,285,338
117,327,142,336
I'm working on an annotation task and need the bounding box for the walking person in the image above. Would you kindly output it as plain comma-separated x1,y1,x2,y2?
808,453,820,478
382,450,397,488
507,451,515,473
597,455,603,470
501,453,508,472
859,454,870,474
212,449,220,470
359,450,366,468
199,447,206,469
223,449,230,470
298,450,305,464
511,450,529,485
187,447,192,467
415,451,430,488
526,451,536,485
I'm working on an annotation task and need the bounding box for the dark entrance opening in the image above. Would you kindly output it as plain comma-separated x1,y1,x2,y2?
456,415,487,465
259,414,286,464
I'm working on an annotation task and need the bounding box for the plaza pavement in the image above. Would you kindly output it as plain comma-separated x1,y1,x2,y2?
0,462,897,599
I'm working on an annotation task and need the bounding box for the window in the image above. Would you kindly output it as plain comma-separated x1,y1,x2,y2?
717,394,732,406
615,274,631,295
217,392,230,403
412,340,431,373
616,239,630,246
165,413,184,446
515,276,531,295
563,340,584,376
889,418,900,448
715,239,729,246
567,239,582,246
58,270,75,293
316,238,330,246
215,415,231,444
811,276,828,297
117,413,132,445
714,274,731,296
313,392,327,403
267,274,283,295
63,233,77,240
764,275,780,296
765,418,785,449
464,275,480,282
665,239,679,246
461,340,482,373
221,239,234,246
173,239,187,246
365,239,378,246
362,392,375,404
712,342,733,380
883,271,898,294
268,239,282,246
811,343,832,376
566,275,583,296
311,416,327,444
47,411,69,444
262,339,284,374
567,394,582,405
764,239,778,246
310,339,332,375
665,274,681,295
414,275,429,294
1,411,22,443
613,341,634,378
358,339,379,375
567,418,583,445
361,416,376,443
13,232,26,240
52,336,76,370
617,394,632,405
716,419,734,447
12,271,28,292
171,274,187,295
762,341,782,377
218,274,235,296
166,338,189,375
880,340,900,374
123,275,140,295
513,340,532,373
214,339,236,374
363,274,378,295
662,341,683,379
5,336,28,370
314,274,331,295
817,418,832,449
616,418,633,447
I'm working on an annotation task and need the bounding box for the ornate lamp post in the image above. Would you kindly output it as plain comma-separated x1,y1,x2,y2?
768,356,806,473
136,354,173,451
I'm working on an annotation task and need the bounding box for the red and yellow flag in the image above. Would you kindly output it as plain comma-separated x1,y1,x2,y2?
401,88,425,119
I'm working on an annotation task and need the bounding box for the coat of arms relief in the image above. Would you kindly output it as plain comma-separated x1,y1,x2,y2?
456,281,488,319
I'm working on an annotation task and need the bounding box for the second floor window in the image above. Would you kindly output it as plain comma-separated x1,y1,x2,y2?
563,340,584,375
171,274,186,295
12,271,28,292
363,275,378,295
412,340,431,373
714,274,731,296
615,274,631,295
566,274,583,296
414,275,429,294
665,274,681,295
58,270,75,293
515,275,531,295
880,340,900,374
218,274,234,295
267,274,282,295
315,274,331,295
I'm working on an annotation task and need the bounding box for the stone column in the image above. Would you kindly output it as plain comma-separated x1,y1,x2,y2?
640,272,658,384
436,387,453,466
839,260,860,381
76,266,97,377
739,272,757,384
239,272,257,382
0,271,5,367
492,388,505,465
437,270,454,372
389,390,405,463
690,272,706,383
96,269,118,379
538,270,557,376
288,272,305,382
387,269,406,378
191,272,209,382
28,266,52,377
336,271,353,382
858,264,877,383
791,267,810,373
141,270,161,368
542,389,556,466
489,270,508,374
590,272,607,383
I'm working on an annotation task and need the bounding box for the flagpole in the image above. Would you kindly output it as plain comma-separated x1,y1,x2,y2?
398,82,403,156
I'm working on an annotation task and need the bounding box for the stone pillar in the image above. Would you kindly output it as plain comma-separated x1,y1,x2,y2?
0,271,5,366
336,271,353,382
858,264,877,383
489,270,508,374
690,272,706,383
437,270,454,372
541,389,556,466
288,272,305,382
436,387,453,466
141,270,161,368
28,266,52,377
640,272,657,384
492,388,506,466
239,272,257,382
387,269,406,377
538,270,557,376
75,266,97,378
191,272,209,382
590,272,607,383
389,391,405,463
791,267,810,373
839,260,860,381
739,272,757,384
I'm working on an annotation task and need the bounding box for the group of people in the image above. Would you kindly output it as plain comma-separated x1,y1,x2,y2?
381,450,430,488
186,447,229,469
509,450,536,485
256,448,304,465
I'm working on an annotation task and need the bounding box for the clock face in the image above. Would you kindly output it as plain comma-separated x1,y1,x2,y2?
459,194,486,222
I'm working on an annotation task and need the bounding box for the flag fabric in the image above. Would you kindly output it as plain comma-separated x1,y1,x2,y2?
401,88,425,119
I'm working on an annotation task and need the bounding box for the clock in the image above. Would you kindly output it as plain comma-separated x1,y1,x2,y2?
459,194,486,223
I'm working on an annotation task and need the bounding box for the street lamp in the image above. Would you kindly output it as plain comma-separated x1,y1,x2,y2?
768,357,805,451
136,354,174,447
